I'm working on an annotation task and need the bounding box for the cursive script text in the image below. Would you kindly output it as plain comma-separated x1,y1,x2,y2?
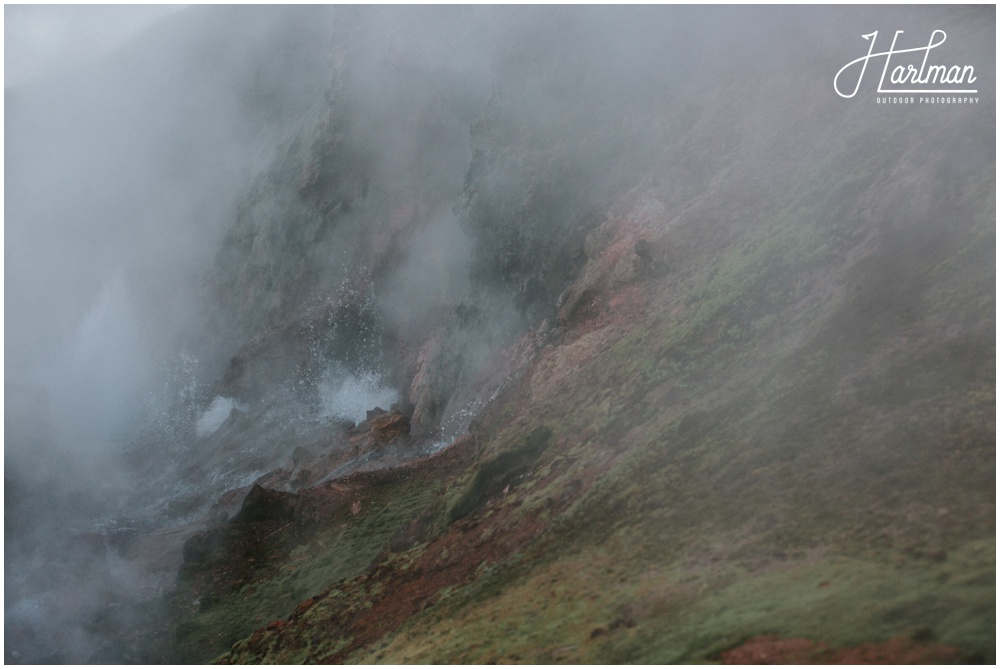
834,30,977,99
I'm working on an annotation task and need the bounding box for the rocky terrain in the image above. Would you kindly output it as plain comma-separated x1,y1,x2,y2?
5,5,994,664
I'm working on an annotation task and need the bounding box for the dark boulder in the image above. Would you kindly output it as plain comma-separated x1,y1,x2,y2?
366,407,388,422
233,484,299,524
633,238,653,260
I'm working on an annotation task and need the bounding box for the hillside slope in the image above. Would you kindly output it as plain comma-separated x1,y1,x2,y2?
124,6,994,664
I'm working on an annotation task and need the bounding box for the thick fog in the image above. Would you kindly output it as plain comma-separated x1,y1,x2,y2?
4,4,993,664
6,6,343,662
8,7,333,448
4,6,184,87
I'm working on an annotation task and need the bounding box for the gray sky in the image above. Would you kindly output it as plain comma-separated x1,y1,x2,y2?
4,4,186,87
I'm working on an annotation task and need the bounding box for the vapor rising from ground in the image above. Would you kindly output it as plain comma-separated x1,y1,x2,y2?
4,5,995,664
6,7,342,661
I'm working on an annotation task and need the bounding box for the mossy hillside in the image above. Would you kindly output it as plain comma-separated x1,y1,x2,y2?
595,537,995,664
448,12,994,575
207,41,991,665
331,385,992,663
226,409,991,665
207,191,993,664
353,545,628,663
549,247,992,560
168,476,442,663
216,502,554,663
351,117,998,661
320,283,990,664
382,145,987,663
218,556,403,664
340,528,992,664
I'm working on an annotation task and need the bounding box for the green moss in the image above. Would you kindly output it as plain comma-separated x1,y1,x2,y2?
448,426,552,522
170,478,441,663
336,525,993,665
598,539,995,664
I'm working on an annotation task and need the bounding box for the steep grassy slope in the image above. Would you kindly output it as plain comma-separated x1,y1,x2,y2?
202,106,993,666
148,7,994,665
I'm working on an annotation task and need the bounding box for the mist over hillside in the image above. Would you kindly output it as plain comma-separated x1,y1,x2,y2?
5,5,994,664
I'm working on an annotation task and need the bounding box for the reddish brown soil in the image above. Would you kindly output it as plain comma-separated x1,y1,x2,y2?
321,511,548,662
226,424,626,664
720,634,963,664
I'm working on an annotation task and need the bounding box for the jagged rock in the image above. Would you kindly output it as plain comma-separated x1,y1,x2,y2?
348,410,412,453
233,484,300,524
408,333,448,434
369,411,410,444
366,407,388,422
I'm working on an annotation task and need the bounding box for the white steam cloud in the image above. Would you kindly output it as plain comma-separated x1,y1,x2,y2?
318,369,399,424
195,396,242,437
